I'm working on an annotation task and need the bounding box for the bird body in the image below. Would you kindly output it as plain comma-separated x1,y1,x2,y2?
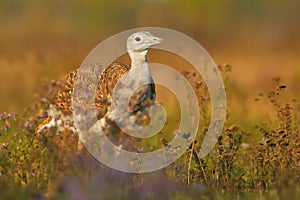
36,31,163,150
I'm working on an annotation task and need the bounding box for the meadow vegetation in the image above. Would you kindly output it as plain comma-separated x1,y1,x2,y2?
0,1,299,199
0,64,299,199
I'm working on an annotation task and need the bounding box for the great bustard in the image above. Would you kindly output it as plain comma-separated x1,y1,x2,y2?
36,31,163,150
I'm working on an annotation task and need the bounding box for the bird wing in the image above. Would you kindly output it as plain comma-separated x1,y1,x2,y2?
95,62,131,119
37,61,157,133
49,62,131,119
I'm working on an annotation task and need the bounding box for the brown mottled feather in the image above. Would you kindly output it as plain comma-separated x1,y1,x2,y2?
36,61,155,132
53,62,130,117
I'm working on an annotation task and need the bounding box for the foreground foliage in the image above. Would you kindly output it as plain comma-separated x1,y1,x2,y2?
0,66,299,199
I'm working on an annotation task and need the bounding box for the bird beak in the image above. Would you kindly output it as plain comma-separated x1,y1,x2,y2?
152,36,164,45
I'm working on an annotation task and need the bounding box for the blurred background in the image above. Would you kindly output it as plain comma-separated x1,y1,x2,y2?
0,0,299,126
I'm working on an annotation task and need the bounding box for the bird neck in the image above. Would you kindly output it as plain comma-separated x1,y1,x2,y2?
128,50,151,84
129,50,149,69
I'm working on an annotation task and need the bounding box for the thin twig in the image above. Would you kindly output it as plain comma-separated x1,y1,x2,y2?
187,141,195,184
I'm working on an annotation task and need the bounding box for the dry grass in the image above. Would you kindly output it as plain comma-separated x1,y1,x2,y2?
0,63,299,199
1,1,300,198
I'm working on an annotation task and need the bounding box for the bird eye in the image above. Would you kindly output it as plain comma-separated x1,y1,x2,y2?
134,37,141,42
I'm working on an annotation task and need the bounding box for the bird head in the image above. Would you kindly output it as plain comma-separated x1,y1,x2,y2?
127,31,163,53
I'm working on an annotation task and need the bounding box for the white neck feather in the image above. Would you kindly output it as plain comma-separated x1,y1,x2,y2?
129,50,148,68
128,50,151,84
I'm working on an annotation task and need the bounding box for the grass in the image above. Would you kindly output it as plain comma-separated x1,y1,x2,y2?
1,1,299,199
0,63,299,199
